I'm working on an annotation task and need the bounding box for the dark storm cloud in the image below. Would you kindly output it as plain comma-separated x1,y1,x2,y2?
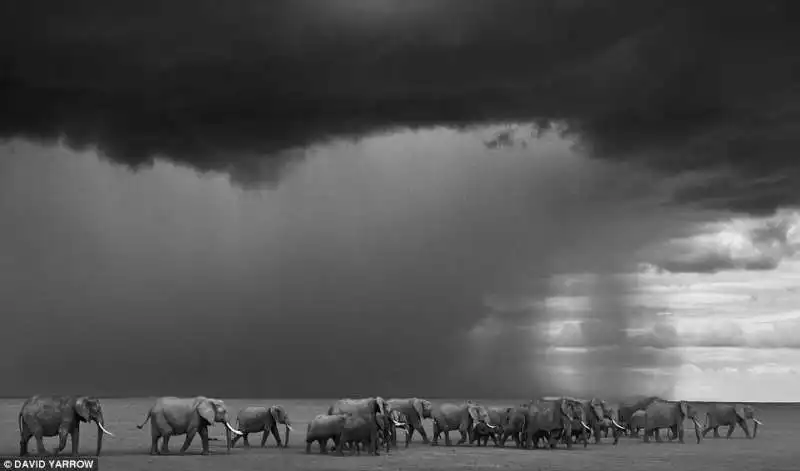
0,135,686,399
1,0,799,210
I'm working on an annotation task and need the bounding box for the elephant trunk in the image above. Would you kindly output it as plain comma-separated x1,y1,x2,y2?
691,418,702,444
753,418,761,439
283,422,291,448
95,412,106,456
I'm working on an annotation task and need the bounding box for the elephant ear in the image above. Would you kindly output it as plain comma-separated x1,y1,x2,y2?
74,397,91,422
270,406,282,424
412,399,425,420
468,405,481,422
196,399,216,424
560,398,570,417
679,401,689,417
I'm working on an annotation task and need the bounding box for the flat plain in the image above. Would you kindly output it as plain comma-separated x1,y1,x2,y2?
0,398,795,471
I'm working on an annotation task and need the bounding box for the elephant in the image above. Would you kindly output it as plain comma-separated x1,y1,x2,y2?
628,409,647,437
527,397,590,449
19,395,115,457
305,414,347,454
136,396,243,455
386,397,433,446
581,398,625,445
337,412,400,456
642,400,703,444
617,396,664,434
472,421,499,446
327,397,391,455
429,401,499,446
230,405,294,448
703,403,762,439
499,405,529,448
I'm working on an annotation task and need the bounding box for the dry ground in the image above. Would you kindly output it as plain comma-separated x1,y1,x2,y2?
0,398,795,471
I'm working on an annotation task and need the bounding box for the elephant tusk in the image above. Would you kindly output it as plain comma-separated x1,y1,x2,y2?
611,419,626,430
753,419,763,425
286,424,295,432
392,420,406,427
580,421,591,432
96,422,115,437
225,421,244,436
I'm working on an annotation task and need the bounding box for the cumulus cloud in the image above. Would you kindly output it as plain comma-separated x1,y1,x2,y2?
644,211,800,274
1,0,798,213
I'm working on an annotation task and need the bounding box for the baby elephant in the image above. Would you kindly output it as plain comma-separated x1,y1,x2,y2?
231,405,294,448
338,414,389,456
306,414,347,454
472,421,499,446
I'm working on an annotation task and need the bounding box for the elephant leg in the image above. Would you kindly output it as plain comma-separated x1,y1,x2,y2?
457,426,468,445
726,424,735,439
53,426,69,455
270,424,282,447
70,426,80,456
417,421,430,444
180,429,197,454
593,425,601,444
34,431,47,455
643,428,651,443
655,429,664,442
230,431,242,448
701,424,713,438
713,426,721,438
445,430,453,447
318,438,327,454
430,421,439,446
19,426,32,457
260,429,269,447
241,432,250,448
305,439,312,454
161,434,172,454
199,427,210,455
676,425,685,444
565,429,573,449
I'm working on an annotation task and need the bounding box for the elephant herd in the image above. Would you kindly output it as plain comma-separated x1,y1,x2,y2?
16,394,764,459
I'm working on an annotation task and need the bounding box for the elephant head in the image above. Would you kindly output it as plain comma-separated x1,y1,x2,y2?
269,405,294,447
414,398,433,420
735,404,762,438
374,397,389,417
678,401,703,444
467,403,499,432
389,409,409,433
195,398,242,453
74,397,114,456
562,398,591,433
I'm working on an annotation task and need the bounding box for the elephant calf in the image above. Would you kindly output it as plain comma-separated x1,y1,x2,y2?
473,422,499,446
231,405,294,448
338,414,385,456
305,414,347,454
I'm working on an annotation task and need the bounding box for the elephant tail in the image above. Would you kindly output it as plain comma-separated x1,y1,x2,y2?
136,410,152,430
18,411,23,434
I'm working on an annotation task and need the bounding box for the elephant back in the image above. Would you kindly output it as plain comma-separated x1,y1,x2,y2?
329,398,383,417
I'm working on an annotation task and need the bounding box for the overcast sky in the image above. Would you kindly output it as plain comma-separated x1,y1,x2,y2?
1,0,798,401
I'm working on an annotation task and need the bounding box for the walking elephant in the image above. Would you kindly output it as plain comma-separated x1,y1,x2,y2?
499,405,530,448
581,398,625,445
231,405,294,448
19,395,115,457
386,397,433,446
337,412,401,456
136,396,243,455
305,414,347,454
703,404,762,439
327,397,391,455
429,401,499,446
617,396,664,434
528,397,590,449
642,400,703,444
